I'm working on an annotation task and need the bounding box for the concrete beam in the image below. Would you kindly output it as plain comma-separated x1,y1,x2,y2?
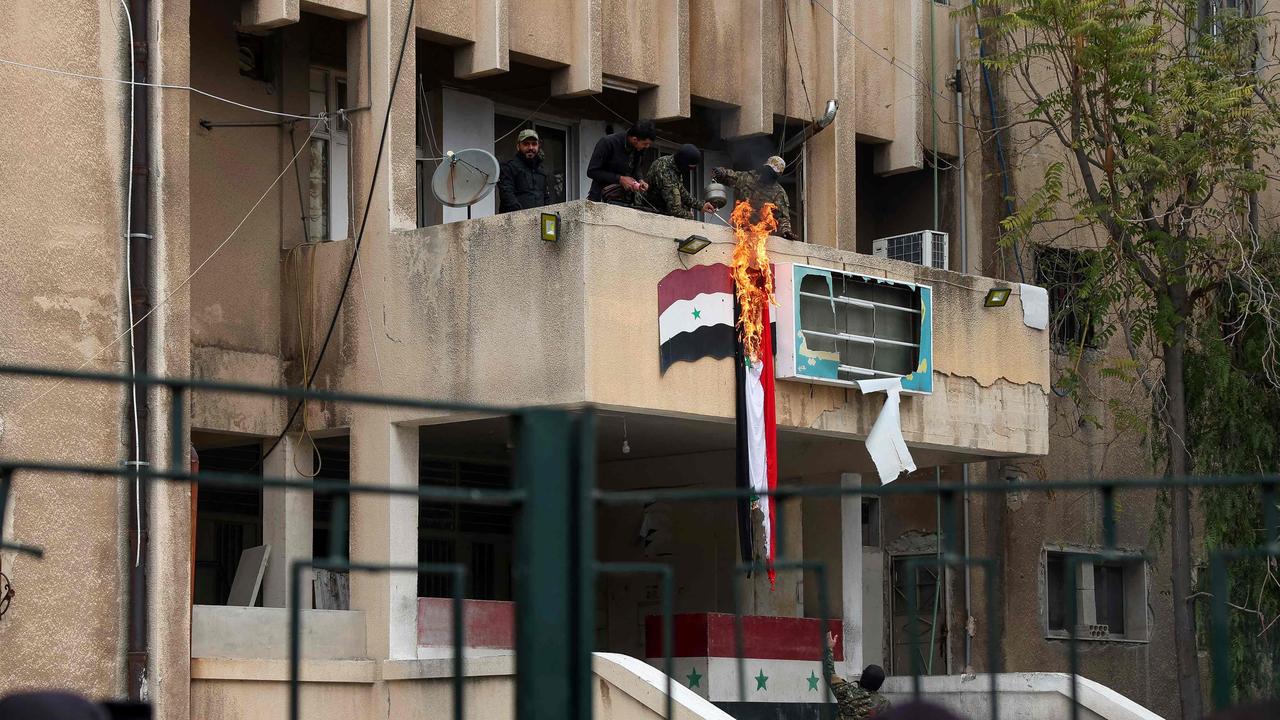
300,0,367,20
722,0,769,138
638,0,690,121
552,0,603,97
454,0,510,79
240,0,300,31
874,0,925,175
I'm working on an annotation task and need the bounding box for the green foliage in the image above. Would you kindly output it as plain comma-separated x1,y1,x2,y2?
966,0,1280,705
1188,272,1280,703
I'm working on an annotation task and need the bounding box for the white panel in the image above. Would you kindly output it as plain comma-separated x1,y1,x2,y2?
329,132,350,240
577,119,607,201
441,89,497,223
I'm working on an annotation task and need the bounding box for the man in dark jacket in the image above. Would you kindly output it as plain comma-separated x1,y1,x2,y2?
587,120,657,201
497,129,553,213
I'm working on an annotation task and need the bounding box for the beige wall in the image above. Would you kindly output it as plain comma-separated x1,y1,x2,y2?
347,202,1048,459
0,0,132,700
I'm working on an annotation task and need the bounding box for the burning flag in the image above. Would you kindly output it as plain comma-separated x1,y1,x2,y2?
731,200,779,589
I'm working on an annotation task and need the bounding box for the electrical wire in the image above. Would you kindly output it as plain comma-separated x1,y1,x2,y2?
780,0,817,157
8,123,322,420
0,56,321,120
255,0,419,471
119,0,143,568
493,95,553,144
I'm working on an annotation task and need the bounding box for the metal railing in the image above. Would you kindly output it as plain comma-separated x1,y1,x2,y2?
1,363,1277,718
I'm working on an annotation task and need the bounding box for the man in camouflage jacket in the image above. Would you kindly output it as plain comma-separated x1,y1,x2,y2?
712,155,798,240
825,632,891,719
637,144,716,219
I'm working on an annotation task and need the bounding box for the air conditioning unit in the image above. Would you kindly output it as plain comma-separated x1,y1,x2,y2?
872,230,949,270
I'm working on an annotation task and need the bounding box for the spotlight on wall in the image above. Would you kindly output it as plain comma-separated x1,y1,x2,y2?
540,212,560,242
676,234,711,255
984,287,1012,307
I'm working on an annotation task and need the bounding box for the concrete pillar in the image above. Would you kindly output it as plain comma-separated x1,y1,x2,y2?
261,435,315,609
806,0,858,250
349,417,419,659
638,0,690,121
348,0,418,233
551,0,602,97
453,0,509,79
841,472,864,675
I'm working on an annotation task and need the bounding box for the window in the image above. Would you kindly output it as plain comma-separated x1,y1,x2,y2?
776,263,934,393
307,67,350,241
1044,550,1146,641
419,459,514,600
862,497,881,548
494,113,575,204
1035,246,1098,352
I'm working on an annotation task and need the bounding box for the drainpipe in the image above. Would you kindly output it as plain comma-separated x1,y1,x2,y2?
954,16,974,673
124,0,152,701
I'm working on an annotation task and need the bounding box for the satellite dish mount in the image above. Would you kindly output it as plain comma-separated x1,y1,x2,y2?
431,148,501,219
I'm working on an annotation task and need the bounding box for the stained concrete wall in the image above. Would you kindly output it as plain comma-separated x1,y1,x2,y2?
0,0,132,700
190,653,734,720
345,202,1048,460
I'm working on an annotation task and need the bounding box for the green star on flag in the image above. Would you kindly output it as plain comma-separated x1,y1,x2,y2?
807,671,820,691
755,669,769,691
692,308,701,319
686,668,702,689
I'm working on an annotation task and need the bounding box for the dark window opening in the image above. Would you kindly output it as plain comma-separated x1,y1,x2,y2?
1035,247,1099,351
419,458,514,600
193,443,263,606
312,438,351,562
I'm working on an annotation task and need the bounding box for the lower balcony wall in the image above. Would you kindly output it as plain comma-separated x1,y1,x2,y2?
189,654,734,720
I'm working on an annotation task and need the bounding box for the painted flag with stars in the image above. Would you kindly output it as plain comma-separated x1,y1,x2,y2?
656,263,736,373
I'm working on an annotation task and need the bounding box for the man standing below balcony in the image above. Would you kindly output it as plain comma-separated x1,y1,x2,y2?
587,120,656,202
637,144,718,219
498,129,554,213
713,156,797,240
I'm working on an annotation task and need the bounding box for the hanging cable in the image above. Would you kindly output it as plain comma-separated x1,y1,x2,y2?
9,123,322,419
255,0,419,471
0,56,322,120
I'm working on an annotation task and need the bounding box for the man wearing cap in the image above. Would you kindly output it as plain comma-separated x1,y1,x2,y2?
825,632,892,719
712,156,797,240
637,144,717,219
497,128,554,213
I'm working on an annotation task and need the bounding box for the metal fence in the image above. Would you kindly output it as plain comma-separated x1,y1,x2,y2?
0,363,1276,719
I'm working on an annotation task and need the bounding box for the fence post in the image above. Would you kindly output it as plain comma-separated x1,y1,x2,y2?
513,409,594,720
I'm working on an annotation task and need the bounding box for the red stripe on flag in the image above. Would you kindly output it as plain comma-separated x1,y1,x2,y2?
657,263,734,315
760,301,778,588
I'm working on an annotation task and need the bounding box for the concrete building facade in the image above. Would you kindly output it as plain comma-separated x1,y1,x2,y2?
0,1,1186,718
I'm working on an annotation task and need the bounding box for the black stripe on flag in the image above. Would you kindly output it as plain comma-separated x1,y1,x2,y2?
659,324,736,373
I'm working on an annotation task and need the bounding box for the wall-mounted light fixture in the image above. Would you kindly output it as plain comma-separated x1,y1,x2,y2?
675,234,711,255
984,287,1012,307
540,212,560,242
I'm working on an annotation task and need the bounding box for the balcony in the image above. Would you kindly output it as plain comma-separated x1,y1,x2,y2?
344,201,1049,465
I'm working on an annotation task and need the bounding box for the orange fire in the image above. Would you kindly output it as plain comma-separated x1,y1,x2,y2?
730,200,778,362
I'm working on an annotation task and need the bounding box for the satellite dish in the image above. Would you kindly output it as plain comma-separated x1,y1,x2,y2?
432,149,500,208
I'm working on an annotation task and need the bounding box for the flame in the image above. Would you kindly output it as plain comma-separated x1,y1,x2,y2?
730,200,778,362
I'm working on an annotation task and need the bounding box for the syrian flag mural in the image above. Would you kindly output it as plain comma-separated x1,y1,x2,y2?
657,263,736,373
